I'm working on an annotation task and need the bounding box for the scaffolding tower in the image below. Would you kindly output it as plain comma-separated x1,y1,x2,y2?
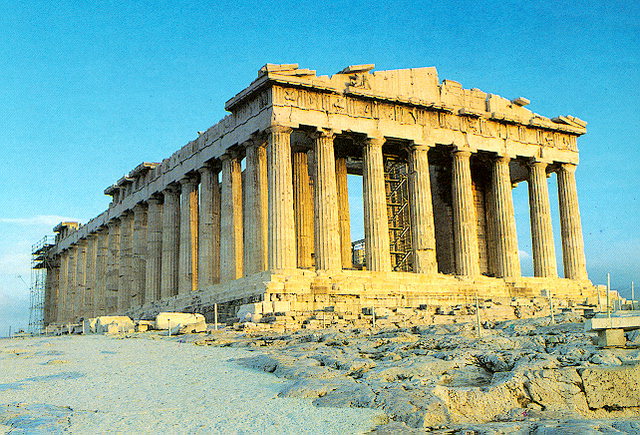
29,235,54,334
384,155,413,272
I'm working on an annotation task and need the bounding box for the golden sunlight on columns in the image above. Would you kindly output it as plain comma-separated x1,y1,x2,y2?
362,137,391,272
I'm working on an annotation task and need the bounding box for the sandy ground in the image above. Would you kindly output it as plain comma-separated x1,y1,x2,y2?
0,335,383,434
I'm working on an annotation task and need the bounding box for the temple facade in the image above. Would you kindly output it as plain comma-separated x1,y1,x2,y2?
42,64,596,325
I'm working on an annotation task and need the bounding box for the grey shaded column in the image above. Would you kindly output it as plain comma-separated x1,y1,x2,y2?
65,246,77,321
335,156,353,269
220,154,243,281
59,251,69,322
293,150,314,269
490,155,521,278
362,137,391,272
94,228,108,316
178,177,198,293
84,235,97,318
74,240,87,319
408,144,438,274
312,129,341,272
118,213,134,312
452,149,480,277
268,125,297,271
244,141,268,274
528,161,558,277
106,218,121,314
557,163,588,280
132,203,148,306
145,196,163,302
161,185,180,298
198,165,220,286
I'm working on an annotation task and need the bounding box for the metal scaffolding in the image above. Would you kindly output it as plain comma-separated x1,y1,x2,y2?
29,235,54,334
384,155,413,272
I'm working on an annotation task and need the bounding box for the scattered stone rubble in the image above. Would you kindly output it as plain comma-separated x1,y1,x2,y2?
202,312,640,432
42,302,640,432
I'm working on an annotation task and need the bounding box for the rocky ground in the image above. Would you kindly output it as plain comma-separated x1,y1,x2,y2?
184,312,640,433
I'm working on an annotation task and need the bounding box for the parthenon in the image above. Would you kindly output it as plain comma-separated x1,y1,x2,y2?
41,64,598,325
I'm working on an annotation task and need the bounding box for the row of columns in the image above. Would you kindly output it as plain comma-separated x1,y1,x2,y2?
46,126,589,324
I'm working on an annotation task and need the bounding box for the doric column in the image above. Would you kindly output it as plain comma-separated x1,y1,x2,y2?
557,163,588,280
118,213,134,311
451,149,480,277
198,164,221,286
178,177,198,293
528,161,557,277
44,261,58,325
145,196,163,302
131,203,148,306
63,250,73,322
407,144,437,274
84,235,97,318
362,137,391,272
161,185,180,298
293,150,314,268
490,155,521,278
220,154,243,281
335,156,352,269
267,125,297,271
244,141,268,274
74,240,87,319
55,251,67,322
312,129,341,272
106,218,121,314
94,228,108,316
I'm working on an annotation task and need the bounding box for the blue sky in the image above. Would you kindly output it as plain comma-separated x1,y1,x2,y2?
1,1,638,335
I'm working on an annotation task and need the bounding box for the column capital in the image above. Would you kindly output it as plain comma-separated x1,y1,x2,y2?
494,154,512,165
163,183,181,195
408,143,433,153
131,203,146,215
146,194,163,205
266,124,293,135
107,216,121,226
363,136,386,148
558,162,578,174
309,127,335,140
178,175,198,188
452,148,472,159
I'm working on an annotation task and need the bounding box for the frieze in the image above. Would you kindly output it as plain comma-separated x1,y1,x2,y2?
272,84,578,151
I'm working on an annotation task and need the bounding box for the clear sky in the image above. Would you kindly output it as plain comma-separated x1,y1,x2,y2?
1,1,638,335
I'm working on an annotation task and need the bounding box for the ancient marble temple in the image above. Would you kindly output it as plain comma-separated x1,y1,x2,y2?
42,64,597,324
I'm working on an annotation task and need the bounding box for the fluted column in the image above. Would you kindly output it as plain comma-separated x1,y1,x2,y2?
408,144,437,274
105,218,120,314
131,203,147,306
178,177,198,293
74,240,87,319
244,141,268,274
267,125,297,271
312,129,341,272
161,185,180,298
293,150,314,268
363,137,391,272
335,156,352,269
145,197,163,302
118,213,134,311
84,235,97,318
452,149,480,277
491,155,521,278
528,161,557,277
65,246,77,321
198,165,220,286
220,154,243,281
60,252,75,322
94,228,108,315
557,163,588,280
59,251,70,322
